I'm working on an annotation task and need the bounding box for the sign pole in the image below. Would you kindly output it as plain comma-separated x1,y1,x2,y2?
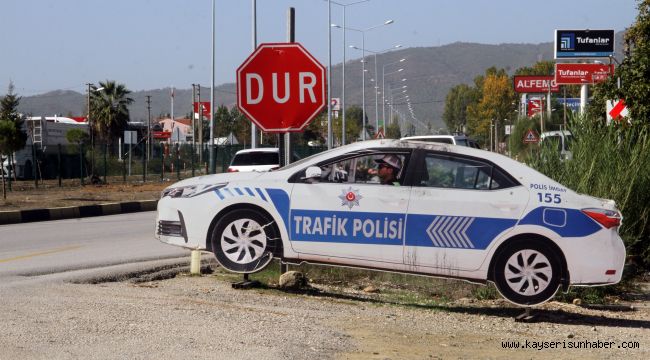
281,7,295,167
251,0,258,149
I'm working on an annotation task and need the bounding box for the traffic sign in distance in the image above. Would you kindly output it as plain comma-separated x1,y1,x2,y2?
523,129,540,144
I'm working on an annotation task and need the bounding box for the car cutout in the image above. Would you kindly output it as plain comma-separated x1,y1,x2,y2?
156,139,625,306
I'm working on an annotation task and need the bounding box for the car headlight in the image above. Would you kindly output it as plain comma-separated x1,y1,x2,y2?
161,183,227,198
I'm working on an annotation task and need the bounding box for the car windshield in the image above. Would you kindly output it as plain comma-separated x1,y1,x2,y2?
231,151,279,166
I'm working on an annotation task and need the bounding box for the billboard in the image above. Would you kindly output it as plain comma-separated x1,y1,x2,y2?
555,63,614,84
557,98,581,113
514,76,559,93
555,29,615,58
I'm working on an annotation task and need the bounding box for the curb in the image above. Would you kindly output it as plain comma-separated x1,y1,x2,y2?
0,200,158,225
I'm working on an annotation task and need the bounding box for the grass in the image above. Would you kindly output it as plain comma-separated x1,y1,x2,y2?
207,259,501,308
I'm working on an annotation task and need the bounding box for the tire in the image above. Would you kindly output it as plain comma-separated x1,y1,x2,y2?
210,209,278,273
492,240,561,306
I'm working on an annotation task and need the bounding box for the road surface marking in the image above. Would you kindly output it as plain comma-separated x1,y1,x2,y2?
0,245,84,264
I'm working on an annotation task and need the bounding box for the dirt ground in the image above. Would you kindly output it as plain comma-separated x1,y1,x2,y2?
0,178,168,211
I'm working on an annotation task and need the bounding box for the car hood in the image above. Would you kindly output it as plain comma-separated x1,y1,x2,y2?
164,171,267,189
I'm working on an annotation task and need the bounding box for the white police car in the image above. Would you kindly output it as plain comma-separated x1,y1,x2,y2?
156,139,625,306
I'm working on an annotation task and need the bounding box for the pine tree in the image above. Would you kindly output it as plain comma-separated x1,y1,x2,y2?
0,82,28,199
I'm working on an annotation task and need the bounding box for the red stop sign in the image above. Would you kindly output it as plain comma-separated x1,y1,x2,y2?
237,43,326,132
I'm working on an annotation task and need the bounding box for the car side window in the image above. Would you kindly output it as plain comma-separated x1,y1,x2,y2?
417,153,514,190
310,153,408,185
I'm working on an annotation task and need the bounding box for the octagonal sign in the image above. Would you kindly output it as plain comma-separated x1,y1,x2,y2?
237,43,327,132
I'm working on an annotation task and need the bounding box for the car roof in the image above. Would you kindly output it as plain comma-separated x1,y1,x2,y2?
541,130,572,137
401,135,469,139
234,147,279,155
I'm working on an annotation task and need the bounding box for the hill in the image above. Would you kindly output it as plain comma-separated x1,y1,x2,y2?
15,34,624,132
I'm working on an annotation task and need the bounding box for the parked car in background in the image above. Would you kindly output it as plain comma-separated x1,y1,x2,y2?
540,130,573,160
227,148,280,172
401,134,480,149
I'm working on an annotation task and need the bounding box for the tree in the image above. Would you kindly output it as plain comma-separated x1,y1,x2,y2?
0,82,27,199
230,107,251,145
385,121,401,139
332,109,361,145
66,128,90,145
589,0,650,124
466,68,516,145
442,84,480,132
90,80,134,144
214,105,232,138
514,61,555,76
345,106,367,141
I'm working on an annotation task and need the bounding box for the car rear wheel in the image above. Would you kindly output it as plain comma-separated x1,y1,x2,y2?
493,240,561,306
211,209,277,273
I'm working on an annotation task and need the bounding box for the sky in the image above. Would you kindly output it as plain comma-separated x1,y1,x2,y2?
0,0,639,96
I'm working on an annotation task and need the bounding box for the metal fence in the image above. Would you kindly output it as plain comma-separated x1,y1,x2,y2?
3,142,327,187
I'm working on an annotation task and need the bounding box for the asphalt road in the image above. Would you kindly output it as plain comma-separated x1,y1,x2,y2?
0,212,188,286
0,213,648,359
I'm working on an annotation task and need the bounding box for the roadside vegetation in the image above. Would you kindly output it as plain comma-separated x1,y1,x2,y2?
440,0,650,302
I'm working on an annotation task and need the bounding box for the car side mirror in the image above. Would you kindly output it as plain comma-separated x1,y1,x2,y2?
301,166,322,182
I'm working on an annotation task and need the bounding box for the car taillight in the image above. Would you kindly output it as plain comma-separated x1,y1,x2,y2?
227,168,238,172
582,208,621,229
269,166,280,171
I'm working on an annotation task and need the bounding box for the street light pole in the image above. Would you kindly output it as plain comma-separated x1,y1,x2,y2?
333,19,393,140
209,0,216,174
327,0,333,149
382,58,405,125
360,33,366,139
330,0,369,145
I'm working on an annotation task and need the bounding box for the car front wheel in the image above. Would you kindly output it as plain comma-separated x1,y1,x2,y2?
493,240,561,306
211,209,277,273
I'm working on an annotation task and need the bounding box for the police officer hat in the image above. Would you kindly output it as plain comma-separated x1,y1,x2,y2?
375,154,402,171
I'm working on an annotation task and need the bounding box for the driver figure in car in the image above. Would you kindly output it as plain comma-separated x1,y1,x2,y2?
374,154,402,186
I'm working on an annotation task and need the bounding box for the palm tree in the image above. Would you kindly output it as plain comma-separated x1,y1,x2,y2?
90,80,134,145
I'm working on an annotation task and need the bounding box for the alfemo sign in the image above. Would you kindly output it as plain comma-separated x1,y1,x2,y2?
555,29,615,58
513,76,560,93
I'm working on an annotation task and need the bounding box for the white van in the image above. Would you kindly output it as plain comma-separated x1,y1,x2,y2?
401,135,480,149
227,148,280,172
540,130,573,160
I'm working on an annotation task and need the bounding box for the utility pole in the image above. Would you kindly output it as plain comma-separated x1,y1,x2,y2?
146,95,152,161
191,84,196,159
197,85,203,165
86,83,94,175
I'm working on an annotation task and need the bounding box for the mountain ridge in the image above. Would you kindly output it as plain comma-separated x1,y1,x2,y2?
14,34,624,131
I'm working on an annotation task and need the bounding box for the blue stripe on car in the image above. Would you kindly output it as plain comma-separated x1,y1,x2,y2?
214,189,225,200
255,188,268,202
405,214,517,250
518,206,601,237
266,188,291,234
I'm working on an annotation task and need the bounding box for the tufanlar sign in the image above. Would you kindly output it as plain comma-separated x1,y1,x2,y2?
554,29,615,59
